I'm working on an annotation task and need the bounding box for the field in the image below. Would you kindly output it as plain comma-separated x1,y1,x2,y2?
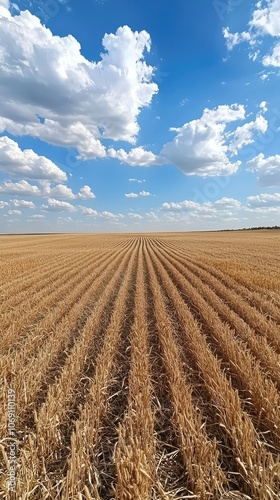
0,231,279,499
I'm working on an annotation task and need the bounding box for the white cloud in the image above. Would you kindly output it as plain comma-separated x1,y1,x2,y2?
0,0,9,8
0,0,9,17
0,179,95,201
247,192,280,207
224,1,280,69
160,104,246,176
0,180,41,196
42,198,76,212
0,200,9,208
139,190,152,196
260,101,268,112
0,12,158,155
249,0,280,37
263,41,280,66
162,200,200,211
223,27,252,50
125,192,139,198
160,197,243,227
125,190,152,198
213,197,242,209
108,146,163,167
41,182,76,199
162,197,241,215
249,50,260,61
129,178,145,183
30,214,45,219
41,181,95,200
128,212,143,219
4,121,107,161
146,211,159,221
10,199,35,208
77,185,95,199
0,137,67,182
57,216,73,223
228,114,268,155
100,211,121,219
247,153,280,185
78,206,98,216
8,209,21,215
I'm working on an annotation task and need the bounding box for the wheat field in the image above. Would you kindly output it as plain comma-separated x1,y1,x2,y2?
0,232,279,499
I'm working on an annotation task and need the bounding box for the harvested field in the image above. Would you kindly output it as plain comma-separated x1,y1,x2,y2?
0,231,279,499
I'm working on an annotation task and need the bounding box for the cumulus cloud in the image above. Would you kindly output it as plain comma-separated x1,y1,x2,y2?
125,190,152,198
10,199,35,208
228,115,268,154
160,197,243,226
224,0,280,68
0,180,41,196
223,28,252,50
77,185,95,199
129,178,145,183
3,121,107,161
162,200,200,211
260,101,268,112
40,182,76,199
78,206,98,216
162,197,241,214
39,182,94,199
30,214,45,219
42,198,76,212
0,137,67,182
108,146,163,167
263,41,280,66
128,212,143,219
139,190,152,196
249,0,280,37
0,178,95,202
0,200,9,208
125,192,139,198
100,211,122,219
247,192,280,207
0,10,158,156
8,209,21,215
0,0,9,17
146,211,160,221
247,153,280,185
39,198,119,218
212,197,242,209
160,104,248,176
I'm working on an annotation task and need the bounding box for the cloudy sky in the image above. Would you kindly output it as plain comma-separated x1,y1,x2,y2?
0,0,280,233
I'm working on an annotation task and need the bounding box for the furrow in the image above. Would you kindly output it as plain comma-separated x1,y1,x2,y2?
114,237,158,500
16,240,138,499
151,241,280,449
148,242,279,499
157,238,280,322
0,244,127,409
145,241,226,499
60,241,139,499
153,240,280,387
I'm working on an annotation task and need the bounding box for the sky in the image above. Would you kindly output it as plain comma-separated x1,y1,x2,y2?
0,0,280,233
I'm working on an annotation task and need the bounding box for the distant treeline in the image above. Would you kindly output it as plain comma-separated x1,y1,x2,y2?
219,226,280,232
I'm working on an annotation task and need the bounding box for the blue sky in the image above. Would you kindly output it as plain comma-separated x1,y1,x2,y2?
0,0,280,232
